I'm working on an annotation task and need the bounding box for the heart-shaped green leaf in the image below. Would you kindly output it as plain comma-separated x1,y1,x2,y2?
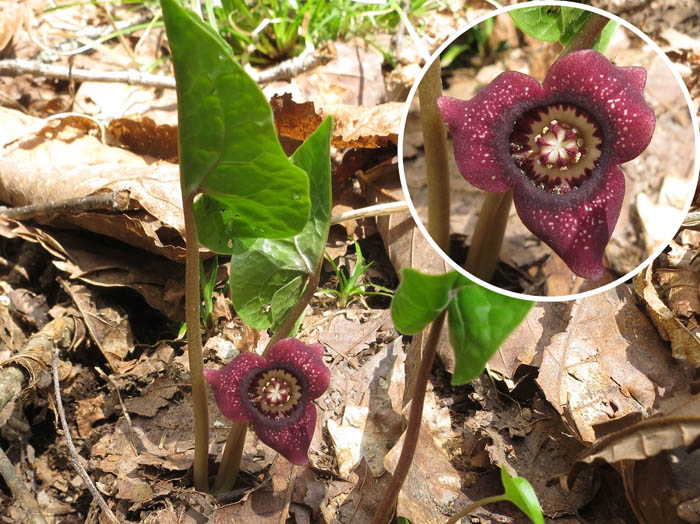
448,276,533,385
501,468,545,524
391,268,459,335
509,6,562,42
509,5,617,52
161,0,310,240
229,117,333,329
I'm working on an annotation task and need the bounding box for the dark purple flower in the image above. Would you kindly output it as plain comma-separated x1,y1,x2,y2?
203,338,330,466
438,49,655,279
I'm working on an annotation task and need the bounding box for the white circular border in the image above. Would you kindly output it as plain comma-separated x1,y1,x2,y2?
398,0,700,303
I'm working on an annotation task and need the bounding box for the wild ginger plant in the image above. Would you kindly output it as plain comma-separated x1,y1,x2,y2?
161,0,331,491
369,6,648,524
162,0,548,521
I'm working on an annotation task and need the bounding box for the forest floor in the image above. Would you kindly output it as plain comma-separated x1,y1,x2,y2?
0,0,698,523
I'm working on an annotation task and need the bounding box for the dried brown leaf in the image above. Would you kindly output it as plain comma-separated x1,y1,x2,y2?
656,268,700,318
107,117,178,161
634,263,700,366
60,281,134,373
537,285,692,443
569,394,700,488
270,92,400,149
489,302,571,381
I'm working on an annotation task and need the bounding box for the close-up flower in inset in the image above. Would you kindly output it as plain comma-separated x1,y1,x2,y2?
204,338,330,466
437,49,656,280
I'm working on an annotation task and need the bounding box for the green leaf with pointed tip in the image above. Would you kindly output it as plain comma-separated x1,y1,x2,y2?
229,117,333,329
558,7,590,46
592,20,618,53
448,276,533,385
391,268,459,335
501,468,545,524
161,0,310,240
509,6,562,42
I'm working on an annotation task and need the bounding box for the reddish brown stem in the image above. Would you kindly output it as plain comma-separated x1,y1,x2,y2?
370,309,447,524
182,193,210,492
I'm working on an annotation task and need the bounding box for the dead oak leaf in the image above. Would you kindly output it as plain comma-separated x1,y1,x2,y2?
537,285,692,443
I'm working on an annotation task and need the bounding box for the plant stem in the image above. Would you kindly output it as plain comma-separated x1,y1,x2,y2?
465,190,513,279
370,309,447,524
212,265,321,492
182,193,210,492
418,58,451,252
264,271,320,355
212,423,247,494
560,13,610,55
444,494,508,524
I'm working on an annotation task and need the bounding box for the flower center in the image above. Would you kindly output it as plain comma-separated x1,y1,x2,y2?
535,122,580,168
510,103,602,194
249,368,302,420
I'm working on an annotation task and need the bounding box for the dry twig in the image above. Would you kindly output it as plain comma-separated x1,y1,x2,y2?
51,345,120,524
0,190,130,220
0,317,77,413
0,47,333,88
0,446,47,524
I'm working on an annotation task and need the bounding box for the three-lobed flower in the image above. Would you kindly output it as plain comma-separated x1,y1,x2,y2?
204,338,330,466
438,49,655,280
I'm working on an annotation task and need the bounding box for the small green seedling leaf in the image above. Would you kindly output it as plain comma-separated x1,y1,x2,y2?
501,468,545,524
200,256,218,326
448,276,533,385
229,117,333,329
318,242,393,308
391,268,459,334
161,0,310,241
509,6,562,42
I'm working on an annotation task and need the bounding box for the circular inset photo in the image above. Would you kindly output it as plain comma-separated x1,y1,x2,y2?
399,2,699,300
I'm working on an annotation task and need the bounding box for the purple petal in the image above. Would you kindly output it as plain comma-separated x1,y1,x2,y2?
253,401,317,466
266,338,330,400
513,164,625,280
437,71,545,192
203,352,266,422
543,49,655,164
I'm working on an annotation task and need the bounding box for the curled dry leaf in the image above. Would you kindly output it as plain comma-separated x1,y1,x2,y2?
568,393,700,488
656,268,700,318
270,92,401,150
634,262,700,366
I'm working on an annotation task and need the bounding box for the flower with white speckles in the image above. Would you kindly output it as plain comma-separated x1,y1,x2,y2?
438,49,655,279
203,338,330,466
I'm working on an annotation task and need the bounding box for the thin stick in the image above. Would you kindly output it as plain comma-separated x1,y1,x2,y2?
0,49,332,88
418,59,451,252
370,309,447,524
0,446,47,524
444,494,508,524
181,193,210,492
52,346,119,524
278,464,297,524
0,191,130,220
330,201,409,225
94,367,138,454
